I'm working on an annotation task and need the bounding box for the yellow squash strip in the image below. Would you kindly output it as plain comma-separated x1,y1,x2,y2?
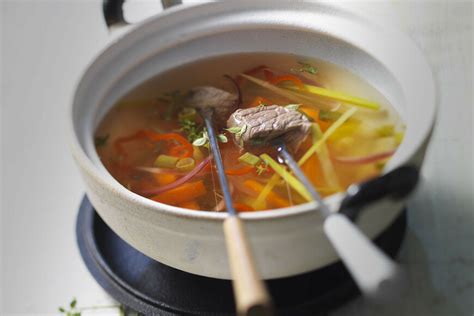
311,124,341,190
240,74,335,111
244,180,291,209
298,107,358,166
253,174,280,210
287,84,380,110
260,154,312,202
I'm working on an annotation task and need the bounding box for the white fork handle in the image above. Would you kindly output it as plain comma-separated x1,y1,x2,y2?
324,213,405,301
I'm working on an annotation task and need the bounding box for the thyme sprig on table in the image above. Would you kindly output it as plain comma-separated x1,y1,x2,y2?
58,298,139,316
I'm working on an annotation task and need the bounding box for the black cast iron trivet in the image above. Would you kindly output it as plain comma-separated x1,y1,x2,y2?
76,196,407,316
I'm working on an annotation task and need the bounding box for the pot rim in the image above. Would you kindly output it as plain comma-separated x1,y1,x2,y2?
69,0,436,222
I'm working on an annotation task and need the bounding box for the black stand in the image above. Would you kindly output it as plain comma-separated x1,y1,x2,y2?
76,196,407,316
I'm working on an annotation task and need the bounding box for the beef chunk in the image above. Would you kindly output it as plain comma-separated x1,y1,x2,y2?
227,105,311,150
186,86,239,126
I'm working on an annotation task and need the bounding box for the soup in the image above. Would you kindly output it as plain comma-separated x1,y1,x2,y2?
94,53,404,212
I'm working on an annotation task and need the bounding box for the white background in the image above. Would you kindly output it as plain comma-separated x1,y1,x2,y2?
1,1,472,315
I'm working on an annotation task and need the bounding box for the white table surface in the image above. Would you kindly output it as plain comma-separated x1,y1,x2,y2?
1,1,472,315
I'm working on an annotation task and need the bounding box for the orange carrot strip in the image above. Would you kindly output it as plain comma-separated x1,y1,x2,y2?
243,180,290,209
151,180,206,205
226,165,255,176
270,75,305,89
300,107,331,132
179,200,201,210
153,173,177,186
234,203,255,212
169,145,191,158
115,130,193,158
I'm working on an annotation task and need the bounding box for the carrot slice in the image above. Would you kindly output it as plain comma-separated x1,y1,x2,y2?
151,180,206,205
225,165,255,176
299,107,331,132
234,203,255,212
153,173,177,186
179,200,201,210
270,75,305,89
115,130,193,158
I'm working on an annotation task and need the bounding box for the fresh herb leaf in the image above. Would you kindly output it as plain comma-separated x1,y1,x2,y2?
285,104,301,111
94,134,110,148
192,137,208,147
217,134,228,143
179,118,203,143
58,298,135,316
226,126,243,134
291,61,318,75
256,161,269,175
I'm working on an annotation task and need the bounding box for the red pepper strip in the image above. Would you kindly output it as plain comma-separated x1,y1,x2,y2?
269,75,305,89
234,203,255,212
332,150,396,165
225,165,255,176
114,130,193,158
169,145,190,158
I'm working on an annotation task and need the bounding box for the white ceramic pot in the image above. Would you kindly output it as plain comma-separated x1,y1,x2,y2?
69,1,436,279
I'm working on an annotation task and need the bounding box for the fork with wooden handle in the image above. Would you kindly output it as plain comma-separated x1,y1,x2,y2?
201,108,273,316
274,140,406,302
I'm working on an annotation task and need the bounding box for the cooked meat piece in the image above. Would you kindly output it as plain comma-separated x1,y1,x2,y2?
186,86,239,126
227,105,311,150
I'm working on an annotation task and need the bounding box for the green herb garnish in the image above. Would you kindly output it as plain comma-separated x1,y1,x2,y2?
58,297,136,316
192,129,227,147
285,104,301,111
94,134,110,147
255,161,269,175
179,118,203,143
291,61,318,75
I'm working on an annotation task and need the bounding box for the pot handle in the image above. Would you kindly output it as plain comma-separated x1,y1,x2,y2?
103,0,182,28
339,166,419,220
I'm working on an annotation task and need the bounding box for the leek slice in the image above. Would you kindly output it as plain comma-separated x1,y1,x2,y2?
253,174,280,209
154,154,179,169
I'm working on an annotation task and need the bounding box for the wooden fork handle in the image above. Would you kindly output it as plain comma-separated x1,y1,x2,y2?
223,216,273,316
